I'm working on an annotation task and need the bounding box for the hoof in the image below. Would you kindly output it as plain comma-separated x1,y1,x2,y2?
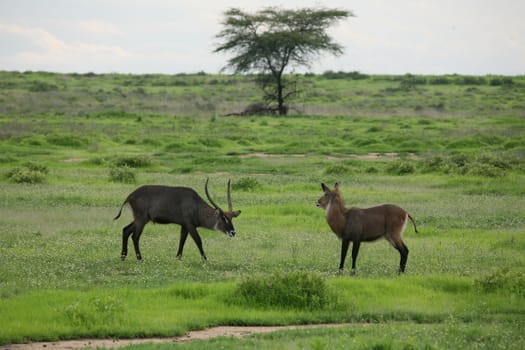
121,255,126,261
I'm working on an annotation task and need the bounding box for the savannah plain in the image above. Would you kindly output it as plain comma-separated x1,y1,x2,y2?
0,71,524,349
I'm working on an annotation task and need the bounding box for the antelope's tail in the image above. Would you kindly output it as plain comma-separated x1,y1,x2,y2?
113,201,127,220
408,213,418,233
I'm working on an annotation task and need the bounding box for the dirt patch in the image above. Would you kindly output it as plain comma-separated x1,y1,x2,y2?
63,158,88,163
327,152,419,161
238,152,273,159
1,324,352,349
238,153,305,159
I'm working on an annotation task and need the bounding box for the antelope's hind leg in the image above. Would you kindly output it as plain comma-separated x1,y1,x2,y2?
176,226,189,259
389,238,409,273
131,220,147,261
397,242,409,273
121,222,134,261
350,240,361,275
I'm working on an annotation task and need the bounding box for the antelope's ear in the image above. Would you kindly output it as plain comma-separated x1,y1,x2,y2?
232,210,241,218
321,183,329,192
334,182,339,189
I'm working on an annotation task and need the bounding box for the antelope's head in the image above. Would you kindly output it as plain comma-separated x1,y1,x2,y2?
316,183,342,210
205,179,241,237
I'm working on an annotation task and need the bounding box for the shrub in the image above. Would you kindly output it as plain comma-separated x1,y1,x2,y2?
466,163,505,177
47,134,88,147
233,271,337,310
325,164,352,175
428,76,453,85
458,76,486,85
386,161,416,175
322,70,369,80
112,155,151,168
64,296,126,327
475,269,525,296
6,162,48,184
489,77,514,86
109,165,135,183
29,80,58,92
232,177,260,191
196,137,223,148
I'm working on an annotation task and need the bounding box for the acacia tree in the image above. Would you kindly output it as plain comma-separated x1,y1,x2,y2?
214,7,352,115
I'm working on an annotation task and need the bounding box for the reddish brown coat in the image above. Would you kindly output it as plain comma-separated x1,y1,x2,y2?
317,183,417,273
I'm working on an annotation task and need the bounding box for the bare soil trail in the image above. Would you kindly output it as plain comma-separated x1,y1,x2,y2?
1,323,353,349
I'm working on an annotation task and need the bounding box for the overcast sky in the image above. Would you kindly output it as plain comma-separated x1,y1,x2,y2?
1,0,524,75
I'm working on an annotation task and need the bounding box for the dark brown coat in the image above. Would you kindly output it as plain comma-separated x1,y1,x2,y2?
114,179,241,261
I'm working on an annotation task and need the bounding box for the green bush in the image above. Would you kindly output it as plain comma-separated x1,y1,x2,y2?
112,155,152,168
109,165,135,183
63,296,126,327
232,177,260,191
233,271,337,310
47,134,88,147
324,164,352,175
466,163,505,177
420,152,515,177
475,269,525,296
386,161,416,175
29,80,58,92
6,162,48,184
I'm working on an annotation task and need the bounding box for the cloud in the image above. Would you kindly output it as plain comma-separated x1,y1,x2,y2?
76,19,123,36
0,22,131,72
1,0,524,74
0,22,65,52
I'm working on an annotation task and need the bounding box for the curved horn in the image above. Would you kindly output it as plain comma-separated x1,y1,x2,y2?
227,179,233,212
205,178,220,210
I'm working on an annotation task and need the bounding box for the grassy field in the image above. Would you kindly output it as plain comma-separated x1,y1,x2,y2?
0,71,524,349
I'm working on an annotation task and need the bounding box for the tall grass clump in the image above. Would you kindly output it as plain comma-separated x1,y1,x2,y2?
47,134,87,147
63,295,127,328
324,164,353,175
112,155,152,168
475,269,525,296
109,165,136,183
232,177,261,191
233,271,340,310
6,162,48,184
421,152,516,177
385,161,416,175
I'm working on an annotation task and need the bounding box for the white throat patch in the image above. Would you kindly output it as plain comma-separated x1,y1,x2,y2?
325,201,332,216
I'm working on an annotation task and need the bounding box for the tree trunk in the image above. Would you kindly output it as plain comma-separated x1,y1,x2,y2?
276,74,287,115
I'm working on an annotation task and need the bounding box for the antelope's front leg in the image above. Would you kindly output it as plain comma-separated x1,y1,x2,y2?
339,239,350,271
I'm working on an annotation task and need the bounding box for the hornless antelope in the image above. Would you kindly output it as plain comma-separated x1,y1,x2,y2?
114,179,241,261
316,183,417,274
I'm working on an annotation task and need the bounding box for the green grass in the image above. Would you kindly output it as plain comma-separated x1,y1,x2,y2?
121,322,525,349
0,71,524,348
1,276,523,348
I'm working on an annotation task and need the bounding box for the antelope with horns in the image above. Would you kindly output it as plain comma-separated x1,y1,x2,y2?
114,179,241,261
316,183,417,274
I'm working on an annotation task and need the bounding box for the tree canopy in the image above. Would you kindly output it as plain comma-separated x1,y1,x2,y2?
214,7,353,115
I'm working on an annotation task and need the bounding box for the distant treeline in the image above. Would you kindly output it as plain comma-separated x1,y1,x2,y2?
1,69,522,86
319,70,519,86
